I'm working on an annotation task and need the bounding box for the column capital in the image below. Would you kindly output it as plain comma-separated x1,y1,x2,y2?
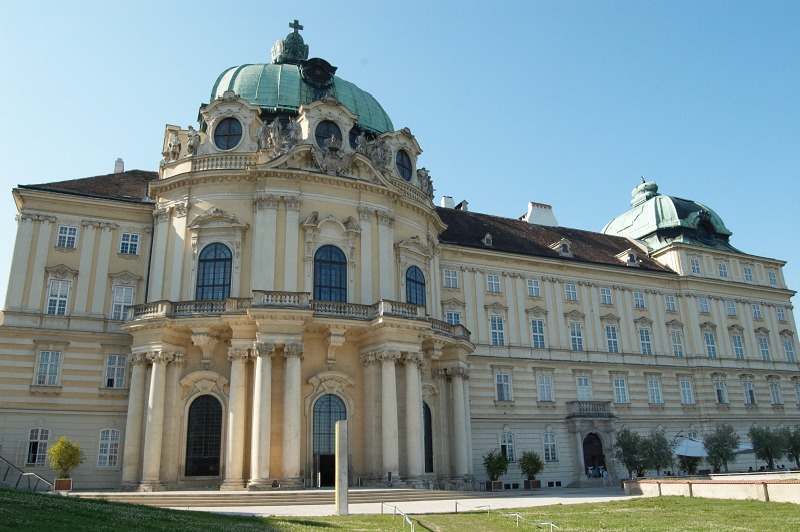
169,353,187,368
228,346,251,362
253,341,277,357
283,342,304,359
254,194,279,210
284,195,301,211
146,349,173,365
358,206,373,221
376,210,395,227
447,366,470,381
129,352,150,366
401,351,424,368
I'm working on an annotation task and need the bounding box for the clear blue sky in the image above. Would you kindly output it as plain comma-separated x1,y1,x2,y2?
1,1,798,312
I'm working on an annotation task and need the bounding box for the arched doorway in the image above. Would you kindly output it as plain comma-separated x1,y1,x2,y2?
423,403,434,473
313,394,346,487
185,395,222,476
582,433,606,478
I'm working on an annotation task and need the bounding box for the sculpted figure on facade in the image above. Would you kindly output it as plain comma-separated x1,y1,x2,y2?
186,126,200,156
354,131,367,154
256,121,270,150
417,167,434,199
164,132,181,161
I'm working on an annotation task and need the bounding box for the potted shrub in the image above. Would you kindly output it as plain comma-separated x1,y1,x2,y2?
47,436,85,492
482,448,509,491
519,450,544,489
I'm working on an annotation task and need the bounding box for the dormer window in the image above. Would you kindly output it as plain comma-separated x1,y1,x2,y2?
483,233,493,246
550,238,572,258
616,248,640,267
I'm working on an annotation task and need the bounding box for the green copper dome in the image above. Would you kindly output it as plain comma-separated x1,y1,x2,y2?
209,21,393,134
602,180,738,252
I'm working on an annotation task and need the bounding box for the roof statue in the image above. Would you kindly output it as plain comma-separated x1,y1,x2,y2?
271,19,309,65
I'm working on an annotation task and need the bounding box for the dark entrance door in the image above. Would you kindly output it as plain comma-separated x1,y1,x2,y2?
313,394,346,487
582,433,606,478
423,402,434,473
185,395,222,476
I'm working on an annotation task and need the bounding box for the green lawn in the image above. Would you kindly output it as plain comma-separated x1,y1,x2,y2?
1,489,798,531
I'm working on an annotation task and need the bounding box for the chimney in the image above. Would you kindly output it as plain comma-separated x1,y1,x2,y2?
114,158,124,173
521,201,558,226
440,196,455,209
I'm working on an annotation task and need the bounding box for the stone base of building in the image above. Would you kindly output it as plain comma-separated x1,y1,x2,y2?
137,480,163,492
220,479,246,491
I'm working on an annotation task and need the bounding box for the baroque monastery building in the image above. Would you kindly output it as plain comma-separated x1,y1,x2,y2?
0,24,797,491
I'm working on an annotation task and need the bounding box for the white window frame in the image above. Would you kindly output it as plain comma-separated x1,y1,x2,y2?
111,285,135,321
542,432,558,462
690,257,702,274
46,279,71,316
726,300,736,317
768,269,778,286
569,321,583,351
698,297,710,314
486,274,501,293
795,381,800,405
704,332,718,358
26,428,50,467
605,325,619,353
758,336,770,361
600,288,613,305
56,225,78,248
445,311,462,325
639,327,653,355
119,232,140,255
777,308,786,322
742,381,756,405
97,428,121,467
564,283,578,301
743,266,753,282
664,295,676,312
680,379,695,405
495,373,512,402
647,378,663,404
530,318,546,349
526,279,541,297
718,262,728,278
633,291,646,309
783,338,795,363
613,376,629,403
752,304,763,320
769,382,782,405
670,330,684,357
714,379,728,404
537,374,554,402
732,334,745,360
490,315,505,346
576,376,592,401
500,432,516,462
104,355,127,389
443,268,458,288
35,351,61,387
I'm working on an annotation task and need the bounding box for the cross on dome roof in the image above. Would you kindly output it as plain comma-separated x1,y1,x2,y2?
271,19,309,64
289,19,303,33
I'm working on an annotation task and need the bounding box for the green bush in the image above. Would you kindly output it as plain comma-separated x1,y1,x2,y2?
47,436,86,478
482,448,509,481
518,450,545,480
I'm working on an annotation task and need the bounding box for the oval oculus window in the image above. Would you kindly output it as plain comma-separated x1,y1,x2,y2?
396,149,412,181
214,117,243,150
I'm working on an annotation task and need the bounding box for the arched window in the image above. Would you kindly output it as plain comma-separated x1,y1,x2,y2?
314,245,347,302
406,266,426,307
196,243,232,300
185,395,222,476
313,394,347,487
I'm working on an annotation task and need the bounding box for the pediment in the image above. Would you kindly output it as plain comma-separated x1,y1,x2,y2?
396,235,432,259
564,309,585,320
600,313,620,324
442,298,465,310
526,306,549,318
109,270,142,285
188,208,249,231
633,316,653,326
666,319,684,329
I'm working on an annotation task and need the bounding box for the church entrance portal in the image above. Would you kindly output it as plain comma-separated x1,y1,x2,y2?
185,394,222,476
582,433,606,478
313,394,346,487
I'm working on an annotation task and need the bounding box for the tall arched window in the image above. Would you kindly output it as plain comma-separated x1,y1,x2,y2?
196,243,232,300
185,395,222,476
313,394,347,487
406,266,426,307
314,245,347,302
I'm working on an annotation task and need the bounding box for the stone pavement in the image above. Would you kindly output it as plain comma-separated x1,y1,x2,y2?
174,486,640,517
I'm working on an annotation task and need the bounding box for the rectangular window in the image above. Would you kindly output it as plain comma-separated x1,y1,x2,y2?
97,429,121,467
714,380,728,404
769,382,782,405
569,321,583,351
742,381,756,405
600,288,613,305
36,351,61,386
613,377,629,403
486,274,501,293
743,266,754,282
543,432,558,462
104,355,127,389
795,382,800,404
564,283,578,301
752,304,762,320
526,279,540,297
726,301,736,317
443,268,458,288
664,295,676,312
537,374,553,402
46,280,71,316
26,428,50,467
680,379,694,404
704,332,717,358
690,257,702,274
768,269,778,286
670,330,684,357
732,334,745,360
633,291,646,309
530,319,546,349
495,373,512,402
718,262,728,278
639,328,653,355
647,378,662,404
777,308,786,322
111,285,134,320
445,311,462,325
119,232,140,255
784,339,796,363
56,225,78,248
500,432,516,462
576,376,592,401
758,336,770,361
490,315,505,346
698,297,710,313
605,325,619,353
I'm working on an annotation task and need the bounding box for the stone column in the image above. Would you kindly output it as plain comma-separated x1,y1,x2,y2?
360,352,381,479
89,223,116,315
403,352,424,481
160,352,185,482
249,342,276,489
222,346,250,490
148,206,170,300
120,352,149,489
376,211,395,300
5,214,37,310
284,197,301,291
281,342,304,485
25,216,55,312
139,350,173,491
450,366,470,478
574,427,586,481
358,207,373,303
381,350,401,481
252,195,279,291
168,203,188,302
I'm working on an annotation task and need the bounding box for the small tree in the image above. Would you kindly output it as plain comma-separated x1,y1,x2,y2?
642,429,674,475
677,455,702,475
703,423,740,473
783,426,800,469
748,426,786,470
482,449,510,482
518,451,545,481
614,427,645,478
47,436,85,479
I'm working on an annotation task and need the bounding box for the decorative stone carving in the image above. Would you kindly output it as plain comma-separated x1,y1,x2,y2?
186,126,200,156
284,196,301,211
129,352,150,366
146,350,174,364
173,202,188,218
163,132,181,161
219,90,239,101
284,342,304,359
253,342,277,357
365,139,390,171
154,205,170,223
227,347,250,362
417,167,433,199
401,351,424,369
358,206,372,221
376,210,395,227
170,353,187,368
354,131,367,154
254,194,279,210
311,141,356,176
447,366,470,380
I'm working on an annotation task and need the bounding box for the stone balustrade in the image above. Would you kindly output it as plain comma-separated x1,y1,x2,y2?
566,400,614,419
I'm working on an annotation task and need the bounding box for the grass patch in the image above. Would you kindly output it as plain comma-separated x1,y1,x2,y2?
1,489,798,531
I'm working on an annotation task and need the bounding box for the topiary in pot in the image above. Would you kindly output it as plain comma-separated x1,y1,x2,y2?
483,448,510,490
47,436,85,491
519,450,544,489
